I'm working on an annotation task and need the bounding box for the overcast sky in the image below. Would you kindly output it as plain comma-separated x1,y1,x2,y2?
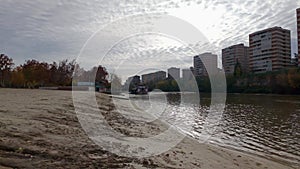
0,0,299,81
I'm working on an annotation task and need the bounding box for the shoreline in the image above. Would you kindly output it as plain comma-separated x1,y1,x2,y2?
0,88,297,168
3,87,300,96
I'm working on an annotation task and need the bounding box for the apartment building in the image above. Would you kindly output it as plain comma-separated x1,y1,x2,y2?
222,44,249,74
141,71,166,84
167,67,180,80
249,27,291,73
193,52,218,77
182,67,194,81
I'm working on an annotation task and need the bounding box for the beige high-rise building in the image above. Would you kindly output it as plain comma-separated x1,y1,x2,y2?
182,67,194,81
222,44,249,74
167,67,180,80
249,27,291,73
193,52,218,77
141,71,166,84
297,8,300,66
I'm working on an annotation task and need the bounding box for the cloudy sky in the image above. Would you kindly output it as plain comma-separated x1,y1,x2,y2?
0,0,299,81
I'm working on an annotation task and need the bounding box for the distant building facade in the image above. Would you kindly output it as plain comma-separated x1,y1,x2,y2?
297,8,300,66
249,27,291,73
141,71,166,84
222,44,249,74
193,55,203,77
182,67,194,81
193,52,218,77
167,67,180,79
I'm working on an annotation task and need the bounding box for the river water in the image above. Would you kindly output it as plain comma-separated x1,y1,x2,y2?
141,92,300,167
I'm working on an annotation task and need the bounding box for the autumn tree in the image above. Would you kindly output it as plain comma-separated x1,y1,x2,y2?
21,60,50,88
73,65,109,88
11,66,25,88
49,61,59,85
0,54,14,87
58,59,75,85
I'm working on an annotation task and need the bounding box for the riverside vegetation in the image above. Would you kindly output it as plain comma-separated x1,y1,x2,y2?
144,68,300,95
0,54,112,89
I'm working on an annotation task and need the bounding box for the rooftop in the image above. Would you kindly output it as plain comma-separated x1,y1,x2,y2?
249,26,290,36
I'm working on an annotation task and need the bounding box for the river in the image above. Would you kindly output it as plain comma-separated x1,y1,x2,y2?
132,92,300,167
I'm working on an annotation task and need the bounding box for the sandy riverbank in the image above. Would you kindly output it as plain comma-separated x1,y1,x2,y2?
0,88,296,168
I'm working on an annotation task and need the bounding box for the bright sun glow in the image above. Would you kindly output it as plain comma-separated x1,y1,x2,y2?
168,4,226,44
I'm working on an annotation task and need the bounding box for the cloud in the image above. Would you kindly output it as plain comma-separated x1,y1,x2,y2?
0,0,298,80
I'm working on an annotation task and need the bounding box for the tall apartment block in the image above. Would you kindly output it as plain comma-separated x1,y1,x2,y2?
249,27,291,73
167,67,180,80
193,52,218,77
297,8,300,66
141,71,166,84
182,67,194,81
222,44,249,74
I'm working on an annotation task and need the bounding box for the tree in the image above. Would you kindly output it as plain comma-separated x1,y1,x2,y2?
233,61,242,77
287,68,300,89
155,79,179,92
95,66,108,84
11,67,25,88
74,65,109,90
56,59,75,86
21,60,50,88
49,61,59,85
110,73,122,93
0,54,14,87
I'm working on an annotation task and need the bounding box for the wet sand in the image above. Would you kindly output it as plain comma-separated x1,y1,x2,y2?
0,88,295,168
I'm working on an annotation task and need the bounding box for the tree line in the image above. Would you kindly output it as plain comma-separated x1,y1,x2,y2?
226,68,300,94
147,68,300,95
0,54,110,88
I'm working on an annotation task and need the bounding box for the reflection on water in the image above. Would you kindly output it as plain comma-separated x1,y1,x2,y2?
163,93,300,167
